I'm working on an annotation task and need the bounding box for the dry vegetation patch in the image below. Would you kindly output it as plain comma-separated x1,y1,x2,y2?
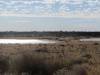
0,38,100,75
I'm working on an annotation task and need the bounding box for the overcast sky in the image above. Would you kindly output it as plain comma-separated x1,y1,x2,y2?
0,0,100,31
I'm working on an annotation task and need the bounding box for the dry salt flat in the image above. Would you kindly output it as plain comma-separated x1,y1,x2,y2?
80,38,100,42
0,39,56,44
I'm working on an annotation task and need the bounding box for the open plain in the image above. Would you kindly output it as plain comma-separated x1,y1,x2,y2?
0,32,100,75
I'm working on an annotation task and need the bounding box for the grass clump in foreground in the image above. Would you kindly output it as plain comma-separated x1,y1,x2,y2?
0,50,93,75
0,55,9,73
15,52,64,75
0,50,64,75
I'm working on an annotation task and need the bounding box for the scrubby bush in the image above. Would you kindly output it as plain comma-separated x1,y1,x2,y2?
12,52,64,75
82,54,92,59
0,55,9,73
73,65,88,75
53,65,88,75
93,42,99,45
35,49,48,53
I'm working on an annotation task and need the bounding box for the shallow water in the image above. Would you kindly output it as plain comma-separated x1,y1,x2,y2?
80,38,100,42
0,39,56,44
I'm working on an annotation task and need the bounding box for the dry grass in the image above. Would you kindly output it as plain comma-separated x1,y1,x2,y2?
0,37,100,75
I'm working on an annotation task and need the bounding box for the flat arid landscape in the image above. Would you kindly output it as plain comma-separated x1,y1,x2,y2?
0,32,100,75
0,0,100,75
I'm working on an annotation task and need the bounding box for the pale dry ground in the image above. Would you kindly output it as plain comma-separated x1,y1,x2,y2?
0,37,100,75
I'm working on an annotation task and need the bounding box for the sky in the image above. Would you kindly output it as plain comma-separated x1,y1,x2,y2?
0,0,100,31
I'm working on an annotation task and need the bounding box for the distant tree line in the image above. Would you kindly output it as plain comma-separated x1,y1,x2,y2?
0,31,100,37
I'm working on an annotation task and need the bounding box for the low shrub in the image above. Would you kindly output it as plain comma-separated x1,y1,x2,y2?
0,55,9,73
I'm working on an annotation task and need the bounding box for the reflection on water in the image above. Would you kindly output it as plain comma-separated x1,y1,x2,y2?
80,38,100,41
0,39,56,44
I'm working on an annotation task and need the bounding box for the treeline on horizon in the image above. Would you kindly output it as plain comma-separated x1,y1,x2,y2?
0,31,100,37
